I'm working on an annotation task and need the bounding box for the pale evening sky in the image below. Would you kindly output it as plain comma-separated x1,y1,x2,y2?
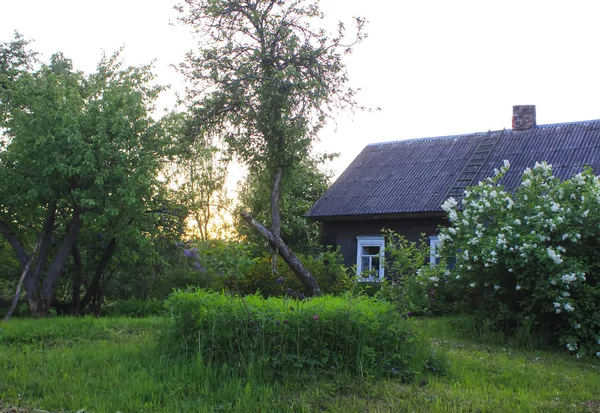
2,0,600,181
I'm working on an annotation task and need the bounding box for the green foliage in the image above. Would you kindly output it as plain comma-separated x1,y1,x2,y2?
165,290,429,379
0,238,19,298
177,0,365,170
237,248,354,297
440,161,600,356
100,299,166,317
0,33,180,315
193,239,255,281
178,0,365,293
353,231,453,316
164,113,231,241
383,230,430,282
150,240,254,297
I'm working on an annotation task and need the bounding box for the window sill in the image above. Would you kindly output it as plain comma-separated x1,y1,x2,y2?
357,277,383,283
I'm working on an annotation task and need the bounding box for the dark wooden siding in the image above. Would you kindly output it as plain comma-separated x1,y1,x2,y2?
323,216,448,268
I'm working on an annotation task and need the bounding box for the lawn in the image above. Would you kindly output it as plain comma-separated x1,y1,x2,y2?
1,316,599,412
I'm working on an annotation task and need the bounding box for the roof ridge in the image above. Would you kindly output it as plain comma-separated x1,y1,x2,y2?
367,118,600,148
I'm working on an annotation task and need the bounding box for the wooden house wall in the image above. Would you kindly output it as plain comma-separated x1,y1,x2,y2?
322,216,448,269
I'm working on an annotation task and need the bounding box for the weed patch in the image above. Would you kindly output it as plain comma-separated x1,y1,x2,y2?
165,290,432,378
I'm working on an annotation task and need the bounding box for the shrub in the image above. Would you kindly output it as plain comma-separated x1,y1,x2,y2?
150,240,254,297
353,231,456,316
101,299,166,317
237,248,354,297
192,240,255,281
439,161,600,356
164,289,433,379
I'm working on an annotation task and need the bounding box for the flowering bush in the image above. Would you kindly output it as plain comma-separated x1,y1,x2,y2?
439,160,600,357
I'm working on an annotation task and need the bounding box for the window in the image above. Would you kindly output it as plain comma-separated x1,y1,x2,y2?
356,236,385,281
429,235,440,266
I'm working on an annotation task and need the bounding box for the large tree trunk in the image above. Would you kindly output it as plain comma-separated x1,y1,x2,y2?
241,211,321,296
0,203,56,318
270,167,284,241
27,204,57,316
40,209,83,315
80,237,117,313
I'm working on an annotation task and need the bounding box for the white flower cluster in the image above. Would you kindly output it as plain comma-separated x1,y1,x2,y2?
533,161,552,174
573,173,585,186
559,272,586,285
496,233,507,249
546,247,563,264
441,197,458,222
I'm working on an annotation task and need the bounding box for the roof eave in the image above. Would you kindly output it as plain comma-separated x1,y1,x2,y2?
307,210,447,222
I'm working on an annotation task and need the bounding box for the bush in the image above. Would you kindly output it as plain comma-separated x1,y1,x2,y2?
352,231,456,316
440,161,600,357
101,299,166,317
150,240,254,297
164,289,433,379
237,248,354,297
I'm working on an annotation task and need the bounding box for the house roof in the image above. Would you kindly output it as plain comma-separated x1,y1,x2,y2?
307,119,600,220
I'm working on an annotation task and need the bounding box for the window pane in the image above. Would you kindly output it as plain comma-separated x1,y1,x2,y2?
372,256,380,272
361,256,370,272
362,245,380,255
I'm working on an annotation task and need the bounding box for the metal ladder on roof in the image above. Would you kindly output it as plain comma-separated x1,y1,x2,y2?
445,129,504,201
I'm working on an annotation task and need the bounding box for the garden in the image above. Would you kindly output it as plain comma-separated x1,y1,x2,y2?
1,1,600,411
2,161,600,412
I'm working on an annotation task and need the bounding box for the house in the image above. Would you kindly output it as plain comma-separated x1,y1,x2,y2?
306,106,600,280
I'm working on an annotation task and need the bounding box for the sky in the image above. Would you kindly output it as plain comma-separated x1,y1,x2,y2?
3,0,600,180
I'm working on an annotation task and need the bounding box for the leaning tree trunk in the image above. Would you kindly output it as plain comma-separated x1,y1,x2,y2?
241,211,321,296
40,209,83,315
4,237,42,321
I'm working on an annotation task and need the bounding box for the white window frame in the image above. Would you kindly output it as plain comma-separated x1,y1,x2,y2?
429,235,440,266
356,235,385,281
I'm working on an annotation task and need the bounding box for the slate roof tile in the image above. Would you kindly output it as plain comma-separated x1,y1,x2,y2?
307,119,600,219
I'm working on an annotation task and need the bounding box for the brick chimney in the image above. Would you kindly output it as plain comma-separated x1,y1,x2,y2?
512,105,536,130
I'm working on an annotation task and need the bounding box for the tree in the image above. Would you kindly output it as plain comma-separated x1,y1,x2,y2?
236,153,333,255
0,35,168,317
177,0,365,295
164,113,231,241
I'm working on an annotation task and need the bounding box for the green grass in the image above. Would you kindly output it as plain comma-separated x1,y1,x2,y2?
1,316,599,412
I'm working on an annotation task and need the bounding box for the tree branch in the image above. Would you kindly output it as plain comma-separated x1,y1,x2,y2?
0,219,29,270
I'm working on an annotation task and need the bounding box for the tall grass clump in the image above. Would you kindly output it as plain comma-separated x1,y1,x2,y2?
165,289,432,379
